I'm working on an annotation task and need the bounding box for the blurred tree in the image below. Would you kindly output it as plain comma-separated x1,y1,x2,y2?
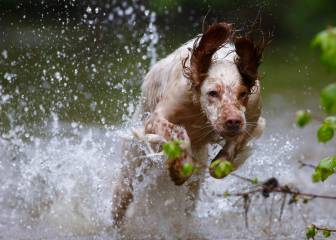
1,0,335,43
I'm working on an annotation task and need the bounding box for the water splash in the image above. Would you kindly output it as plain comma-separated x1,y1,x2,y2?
140,11,159,67
1,1,336,239
1,108,336,239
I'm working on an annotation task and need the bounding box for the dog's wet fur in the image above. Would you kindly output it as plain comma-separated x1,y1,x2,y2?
112,21,268,227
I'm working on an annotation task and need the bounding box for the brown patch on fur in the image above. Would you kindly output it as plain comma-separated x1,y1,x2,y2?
237,84,250,106
234,29,271,90
183,22,233,88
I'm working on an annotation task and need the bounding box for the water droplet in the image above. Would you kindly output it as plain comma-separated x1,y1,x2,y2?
86,6,92,14
1,50,8,59
54,72,62,81
4,73,17,83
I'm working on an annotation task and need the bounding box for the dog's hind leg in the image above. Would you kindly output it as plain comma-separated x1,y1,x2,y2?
111,141,144,227
111,166,133,227
185,145,208,215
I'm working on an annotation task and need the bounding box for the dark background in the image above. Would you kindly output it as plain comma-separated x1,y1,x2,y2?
0,0,335,131
1,0,335,43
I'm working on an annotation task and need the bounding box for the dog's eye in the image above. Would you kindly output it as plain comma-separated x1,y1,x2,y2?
208,91,219,98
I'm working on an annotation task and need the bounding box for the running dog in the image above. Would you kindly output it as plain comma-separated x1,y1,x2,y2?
112,21,268,226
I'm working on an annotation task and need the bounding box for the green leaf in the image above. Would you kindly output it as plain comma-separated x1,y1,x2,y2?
323,230,331,238
296,110,312,127
317,124,334,143
162,140,182,159
318,156,336,169
321,83,336,114
314,166,334,182
251,177,258,185
289,195,299,204
181,163,193,177
192,167,201,174
312,27,336,70
312,156,336,182
223,191,230,198
324,116,336,129
209,159,235,179
312,171,322,183
306,225,316,239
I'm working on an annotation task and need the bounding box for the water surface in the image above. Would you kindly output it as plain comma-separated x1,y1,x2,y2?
1,2,336,239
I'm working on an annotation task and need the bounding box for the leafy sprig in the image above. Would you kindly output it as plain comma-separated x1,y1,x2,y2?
306,224,336,239
312,27,336,71
296,82,336,182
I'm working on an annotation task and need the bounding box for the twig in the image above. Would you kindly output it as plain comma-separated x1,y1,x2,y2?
223,184,336,201
311,113,325,122
298,160,316,169
222,175,336,200
231,173,255,183
220,176,336,232
276,186,336,200
314,225,336,233
243,194,251,228
279,192,287,220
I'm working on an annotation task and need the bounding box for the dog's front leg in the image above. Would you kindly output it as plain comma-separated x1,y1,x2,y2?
145,112,193,186
216,136,248,165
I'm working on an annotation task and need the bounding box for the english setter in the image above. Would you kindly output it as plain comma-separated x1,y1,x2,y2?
112,21,268,226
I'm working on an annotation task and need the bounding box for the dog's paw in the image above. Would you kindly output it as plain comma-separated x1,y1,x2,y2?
209,158,234,179
167,150,194,185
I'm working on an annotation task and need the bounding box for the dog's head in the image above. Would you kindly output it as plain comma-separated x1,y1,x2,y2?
183,22,268,138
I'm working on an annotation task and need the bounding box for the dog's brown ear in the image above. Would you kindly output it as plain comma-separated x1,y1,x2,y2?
234,33,269,90
183,22,233,88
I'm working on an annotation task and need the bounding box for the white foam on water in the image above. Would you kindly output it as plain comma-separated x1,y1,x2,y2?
0,111,335,239
1,1,336,239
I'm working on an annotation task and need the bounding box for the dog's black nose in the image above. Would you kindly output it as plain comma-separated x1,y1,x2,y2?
225,118,242,130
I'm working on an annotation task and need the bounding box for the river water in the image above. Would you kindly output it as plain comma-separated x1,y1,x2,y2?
0,1,336,239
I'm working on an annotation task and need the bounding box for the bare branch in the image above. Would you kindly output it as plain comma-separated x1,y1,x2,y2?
314,225,336,233
227,174,336,201
231,173,255,183
298,160,316,169
243,194,251,228
220,175,336,233
279,193,287,220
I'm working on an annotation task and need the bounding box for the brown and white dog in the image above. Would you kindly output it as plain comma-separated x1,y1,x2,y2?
112,22,268,226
